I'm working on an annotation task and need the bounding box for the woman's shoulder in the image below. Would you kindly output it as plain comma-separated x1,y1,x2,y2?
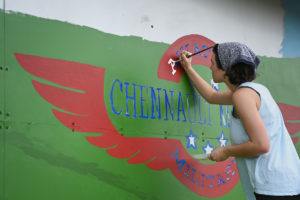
238,82,269,95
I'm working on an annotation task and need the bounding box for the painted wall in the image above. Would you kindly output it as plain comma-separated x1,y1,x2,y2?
0,1,300,200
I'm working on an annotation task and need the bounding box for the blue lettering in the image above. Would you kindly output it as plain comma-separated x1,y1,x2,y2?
184,163,191,177
150,87,161,120
217,173,226,187
139,85,149,119
207,175,215,188
177,91,187,122
194,44,200,55
171,148,186,171
201,173,205,187
180,46,184,53
164,89,174,121
198,95,206,124
202,45,210,58
219,105,230,128
110,79,123,115
206,100,213,125
191,168,199,184
185,44,189,52
186,94,196,124
124,82,137,118
225,164,236,181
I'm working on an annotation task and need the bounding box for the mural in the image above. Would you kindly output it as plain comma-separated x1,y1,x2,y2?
1,1,300,199
14,34,241,198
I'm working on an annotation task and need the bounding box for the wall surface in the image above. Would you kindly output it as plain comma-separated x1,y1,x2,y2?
0,1,300,200
6,0,284,57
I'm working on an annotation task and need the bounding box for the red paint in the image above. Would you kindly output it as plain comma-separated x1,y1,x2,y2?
157,34,215,83
278,103,300,145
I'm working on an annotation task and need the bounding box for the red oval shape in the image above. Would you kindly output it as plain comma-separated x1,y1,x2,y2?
158,34,215,83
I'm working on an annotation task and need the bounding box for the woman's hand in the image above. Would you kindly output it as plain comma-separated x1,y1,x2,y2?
209,146,229,162
180,50,192,71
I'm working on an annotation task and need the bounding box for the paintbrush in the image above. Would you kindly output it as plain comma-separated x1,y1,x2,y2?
192,153,211,161
174,46,213,64
168,46,213,75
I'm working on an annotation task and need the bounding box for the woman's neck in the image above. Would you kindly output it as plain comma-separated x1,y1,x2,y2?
225,79,239,92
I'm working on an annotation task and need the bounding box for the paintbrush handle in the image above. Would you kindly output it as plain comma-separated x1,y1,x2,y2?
186,46,213,58
175,46,213,63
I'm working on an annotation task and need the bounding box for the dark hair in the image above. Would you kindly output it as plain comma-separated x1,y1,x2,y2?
226,62,256,85
212,44,256,85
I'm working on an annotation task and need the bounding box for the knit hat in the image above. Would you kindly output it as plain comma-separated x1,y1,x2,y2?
217,42,260,72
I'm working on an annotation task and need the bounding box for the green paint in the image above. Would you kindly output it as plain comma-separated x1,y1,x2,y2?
0,9,5,200
1,10,299,200
256,56,300,107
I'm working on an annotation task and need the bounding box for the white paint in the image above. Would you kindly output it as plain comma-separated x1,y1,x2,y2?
168,58,177,75
5,0,284,57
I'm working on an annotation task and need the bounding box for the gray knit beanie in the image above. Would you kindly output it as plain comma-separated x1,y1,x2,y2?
217,42,260,72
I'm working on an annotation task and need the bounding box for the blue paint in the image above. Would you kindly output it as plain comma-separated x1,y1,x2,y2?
207,175,215,188
109,79,227,127
217,130,229,147
150,87,161,120
171,148,234,188
186,94,196,124
206,101,213,126
197,95,206,125
219,105,230,128
124,82,137,118
177,91,187,122
110,79,123,115
217,174,227,187
185,130,198,150
225,161,236,181
280,0,300,57
164,89,174,121
171,148,186,171
139,85,149,119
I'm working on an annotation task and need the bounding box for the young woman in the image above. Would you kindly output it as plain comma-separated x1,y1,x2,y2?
180,42,300,200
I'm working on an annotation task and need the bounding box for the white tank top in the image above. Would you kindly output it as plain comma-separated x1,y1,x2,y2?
230,82,300,199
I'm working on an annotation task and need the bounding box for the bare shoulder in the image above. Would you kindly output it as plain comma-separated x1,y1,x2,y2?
232,87,260,109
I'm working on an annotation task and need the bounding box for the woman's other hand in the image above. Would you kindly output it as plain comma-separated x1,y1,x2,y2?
209,146,229,162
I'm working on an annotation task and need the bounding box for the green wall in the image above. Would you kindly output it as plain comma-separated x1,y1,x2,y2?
0,10,299,200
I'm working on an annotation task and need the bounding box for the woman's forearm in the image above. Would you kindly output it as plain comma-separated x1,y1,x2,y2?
224,141,269,158
184,66,216,103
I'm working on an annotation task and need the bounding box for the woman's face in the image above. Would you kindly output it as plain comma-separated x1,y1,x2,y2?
210,53,225,83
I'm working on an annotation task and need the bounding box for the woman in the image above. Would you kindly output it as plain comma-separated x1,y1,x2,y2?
180,42,300,200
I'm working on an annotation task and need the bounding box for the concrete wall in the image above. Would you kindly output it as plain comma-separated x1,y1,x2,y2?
1,1,299,200
6,0,284,57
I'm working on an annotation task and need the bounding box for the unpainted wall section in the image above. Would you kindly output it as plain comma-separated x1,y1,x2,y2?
6,0,284,57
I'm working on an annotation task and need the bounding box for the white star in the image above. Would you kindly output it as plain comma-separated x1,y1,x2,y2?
202,141,214,154
189,136,196,146
217,131,228,147
185,130,198,150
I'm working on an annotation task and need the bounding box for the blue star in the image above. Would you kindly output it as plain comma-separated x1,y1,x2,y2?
202,140,214,154
217,131,228,147
185,130,198,150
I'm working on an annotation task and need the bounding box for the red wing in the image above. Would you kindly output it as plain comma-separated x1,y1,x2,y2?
14,52,183,168
15,53,115,133
278,103,300,144
15,53,239,197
